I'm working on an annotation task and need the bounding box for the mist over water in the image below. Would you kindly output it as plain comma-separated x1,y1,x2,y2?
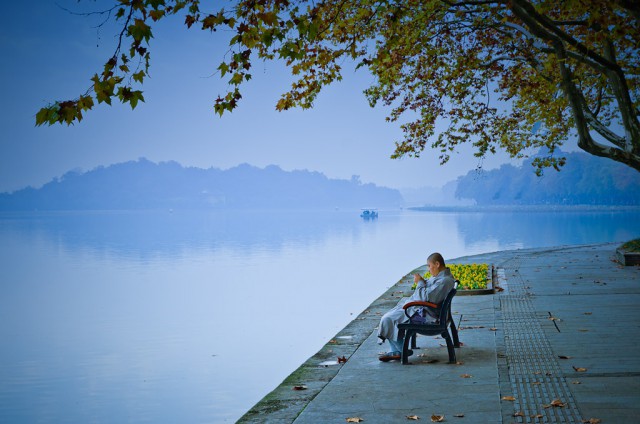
1,208,638,423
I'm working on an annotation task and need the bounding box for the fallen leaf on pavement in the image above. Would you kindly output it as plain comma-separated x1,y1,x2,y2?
572,381,582,384
502,396,516,401
406,415,420,420
573,366,588,372
292,385,307,390
513,411,525,417
430,415,445,422
558,355,572,359
550,399,566,407
460,374,473,378
581,419,601,424
489,328,498,331
455,361,464,365
346,418,364,423
531,414,543,419
453,413,464,418
337,356,347,364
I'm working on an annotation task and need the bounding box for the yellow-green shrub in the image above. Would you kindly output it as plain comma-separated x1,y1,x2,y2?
412,263,489,290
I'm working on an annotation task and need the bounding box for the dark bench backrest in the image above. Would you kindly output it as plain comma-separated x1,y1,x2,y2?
437,288,457,325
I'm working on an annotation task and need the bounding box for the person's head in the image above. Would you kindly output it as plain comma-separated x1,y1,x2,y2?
427,252,446,276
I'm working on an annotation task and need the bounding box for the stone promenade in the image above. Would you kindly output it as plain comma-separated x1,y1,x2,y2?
239,243,640,423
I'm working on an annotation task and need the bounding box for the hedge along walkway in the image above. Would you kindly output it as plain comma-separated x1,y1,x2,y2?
238,243,640,423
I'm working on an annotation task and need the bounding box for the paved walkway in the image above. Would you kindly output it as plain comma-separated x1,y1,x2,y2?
239,243,640,423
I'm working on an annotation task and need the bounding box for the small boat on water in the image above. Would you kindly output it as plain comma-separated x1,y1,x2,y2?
360,208,378,219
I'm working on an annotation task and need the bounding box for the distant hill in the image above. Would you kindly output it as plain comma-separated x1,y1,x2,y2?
455,150,640,206
0,159,403,210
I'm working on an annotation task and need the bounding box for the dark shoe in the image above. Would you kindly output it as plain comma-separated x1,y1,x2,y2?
406,349,414,357
378,351,401,362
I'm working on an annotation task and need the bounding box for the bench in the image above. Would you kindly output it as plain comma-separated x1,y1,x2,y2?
397,284,460,364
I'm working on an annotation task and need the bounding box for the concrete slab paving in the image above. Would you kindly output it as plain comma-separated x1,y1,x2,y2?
238,243,640,423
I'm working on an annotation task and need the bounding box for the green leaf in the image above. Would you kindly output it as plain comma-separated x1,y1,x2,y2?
218,62,229,77
35,106,54,126
132,70,145,83
229,72,243,85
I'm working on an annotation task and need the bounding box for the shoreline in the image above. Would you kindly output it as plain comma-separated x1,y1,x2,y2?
236,264,425,423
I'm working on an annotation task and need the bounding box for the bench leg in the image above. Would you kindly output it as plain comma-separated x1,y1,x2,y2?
442,330,457,364
449,318,460,348
401,331,413,365
411,332,418,349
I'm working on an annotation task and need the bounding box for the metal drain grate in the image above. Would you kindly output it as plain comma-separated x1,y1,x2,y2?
499,264,583,423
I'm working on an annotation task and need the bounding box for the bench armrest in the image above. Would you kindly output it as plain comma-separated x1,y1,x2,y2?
403,301,439,310
403,301,440,321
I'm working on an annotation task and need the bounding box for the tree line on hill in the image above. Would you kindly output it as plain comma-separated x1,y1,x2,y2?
454,150,640,206
0,159,403,210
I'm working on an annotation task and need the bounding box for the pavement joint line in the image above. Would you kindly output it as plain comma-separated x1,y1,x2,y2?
499,263,584,423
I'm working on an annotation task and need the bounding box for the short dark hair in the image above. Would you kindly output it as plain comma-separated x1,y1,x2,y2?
427,252,445,267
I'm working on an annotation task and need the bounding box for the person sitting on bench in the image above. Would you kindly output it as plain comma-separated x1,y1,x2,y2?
377,252,455,362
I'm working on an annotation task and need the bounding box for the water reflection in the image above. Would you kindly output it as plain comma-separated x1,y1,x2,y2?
3,209,635,260
1,208,638,423
455,209,640,249
0,209,392,259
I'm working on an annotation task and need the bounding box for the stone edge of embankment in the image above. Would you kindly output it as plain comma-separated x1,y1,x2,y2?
236,266,424,423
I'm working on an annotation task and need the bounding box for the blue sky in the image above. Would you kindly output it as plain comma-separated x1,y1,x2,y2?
1,0,535,193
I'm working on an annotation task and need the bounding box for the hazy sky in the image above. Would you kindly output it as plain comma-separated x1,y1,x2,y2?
2,0,548,193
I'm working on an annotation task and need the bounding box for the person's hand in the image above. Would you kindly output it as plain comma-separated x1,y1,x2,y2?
413,273,424,284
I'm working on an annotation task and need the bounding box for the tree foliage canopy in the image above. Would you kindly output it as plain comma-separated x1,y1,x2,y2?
36,0,640,173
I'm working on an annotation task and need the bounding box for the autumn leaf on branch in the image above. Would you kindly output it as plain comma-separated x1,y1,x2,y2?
35,0,640,173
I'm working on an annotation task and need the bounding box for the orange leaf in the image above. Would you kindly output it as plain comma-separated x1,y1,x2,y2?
460,374,473,378
406,415,420,420
513,411,525,417
502,396,516,401
430,415,445,422
573,366,588,372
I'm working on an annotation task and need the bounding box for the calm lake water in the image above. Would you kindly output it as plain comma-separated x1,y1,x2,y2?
1,208,638,423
